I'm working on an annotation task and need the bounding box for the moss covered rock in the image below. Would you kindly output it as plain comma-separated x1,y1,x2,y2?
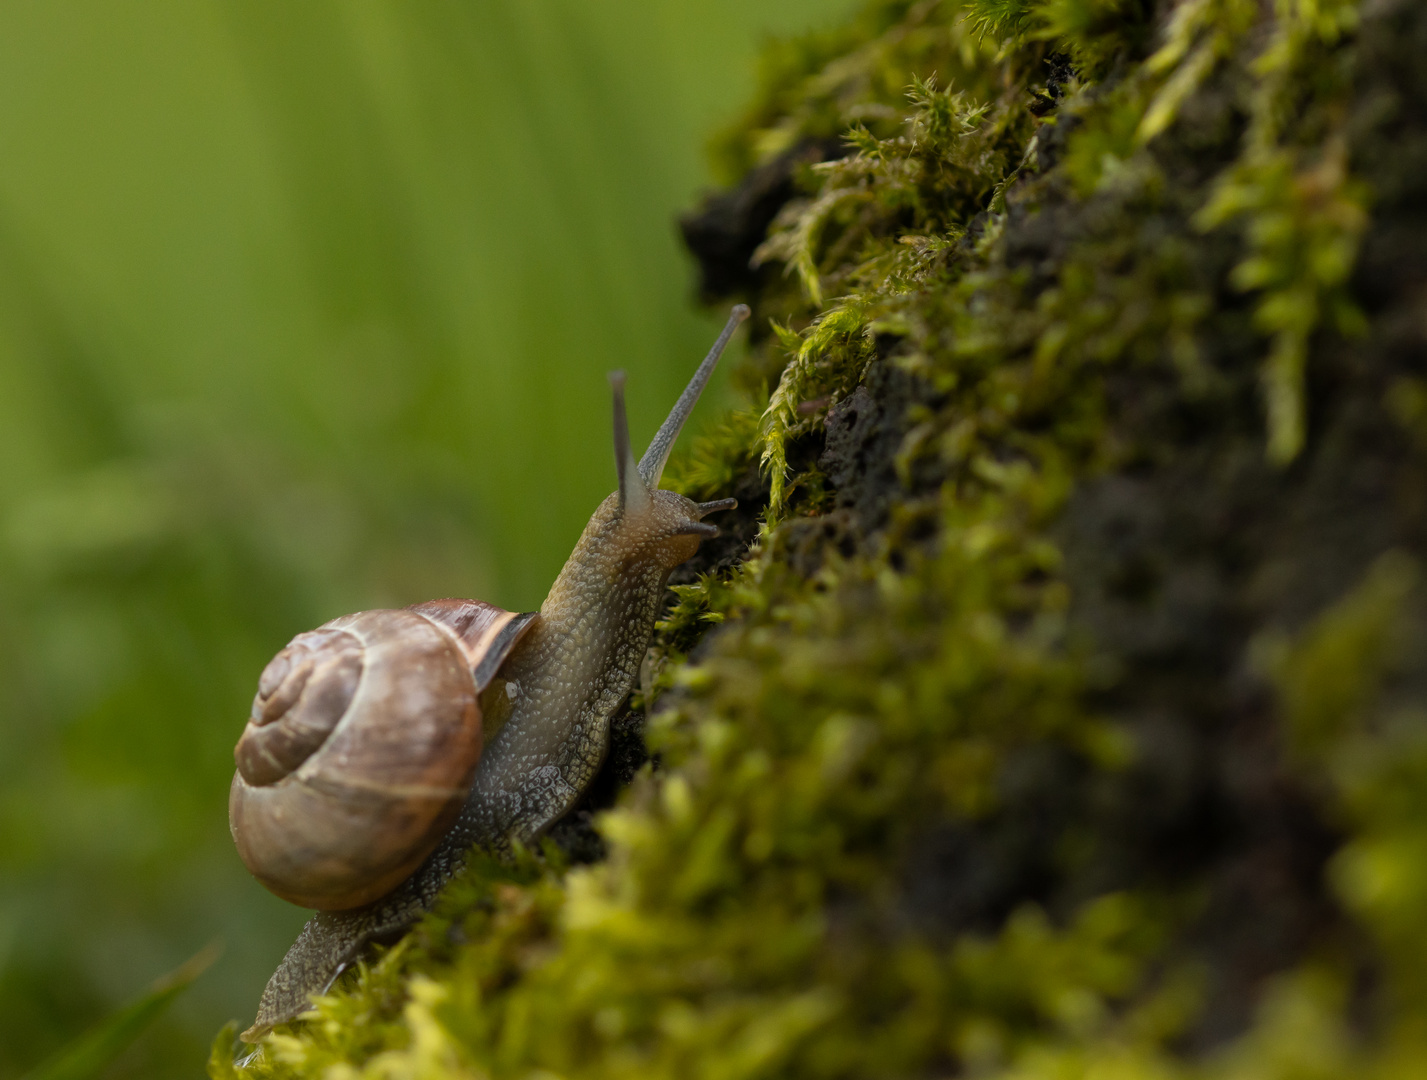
215,0,1427,1075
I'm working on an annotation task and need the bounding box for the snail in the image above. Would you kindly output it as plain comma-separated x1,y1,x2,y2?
233,306,750,1041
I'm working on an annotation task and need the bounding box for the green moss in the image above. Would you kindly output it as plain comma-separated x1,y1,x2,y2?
1266,554,1427,1042
218,0,1427,1075
1191,0,1368,464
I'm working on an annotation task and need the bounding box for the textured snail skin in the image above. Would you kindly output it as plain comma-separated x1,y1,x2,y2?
241,306,749,1041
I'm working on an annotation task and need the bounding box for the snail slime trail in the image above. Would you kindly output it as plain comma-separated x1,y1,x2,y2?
230,305,750,1040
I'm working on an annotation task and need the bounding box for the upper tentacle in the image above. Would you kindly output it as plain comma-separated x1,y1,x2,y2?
610,371,652,518
636,305,749,490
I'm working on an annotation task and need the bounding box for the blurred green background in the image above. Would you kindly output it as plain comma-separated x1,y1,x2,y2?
0,2,846,1075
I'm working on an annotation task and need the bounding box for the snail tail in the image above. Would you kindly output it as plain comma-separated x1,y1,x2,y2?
241,883,432,1042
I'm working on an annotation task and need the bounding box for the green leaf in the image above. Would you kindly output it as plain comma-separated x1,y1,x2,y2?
22,944,221,1080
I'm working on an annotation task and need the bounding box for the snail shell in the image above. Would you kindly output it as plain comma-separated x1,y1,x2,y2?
229,600,536,910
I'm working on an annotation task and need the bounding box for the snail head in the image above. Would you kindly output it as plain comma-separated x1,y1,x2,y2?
595,304,747,572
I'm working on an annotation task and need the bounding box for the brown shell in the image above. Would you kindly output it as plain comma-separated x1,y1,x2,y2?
229,602,537,911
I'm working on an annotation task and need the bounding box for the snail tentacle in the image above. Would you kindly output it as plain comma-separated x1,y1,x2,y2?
637,304,749,489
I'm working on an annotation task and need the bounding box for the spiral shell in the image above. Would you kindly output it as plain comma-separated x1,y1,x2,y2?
229,601,536,910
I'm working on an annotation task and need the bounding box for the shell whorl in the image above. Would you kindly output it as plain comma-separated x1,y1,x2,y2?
236,627,365,786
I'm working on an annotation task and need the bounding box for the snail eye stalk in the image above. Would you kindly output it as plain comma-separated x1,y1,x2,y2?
637,304,749,490
610,370,652,518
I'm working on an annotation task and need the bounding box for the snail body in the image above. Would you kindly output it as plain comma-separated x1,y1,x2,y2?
236,306,749,1040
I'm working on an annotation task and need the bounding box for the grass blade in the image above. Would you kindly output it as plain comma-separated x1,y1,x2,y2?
22,943,221,1080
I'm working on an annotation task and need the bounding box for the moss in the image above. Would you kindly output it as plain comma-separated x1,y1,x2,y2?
219,0,1427,1075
